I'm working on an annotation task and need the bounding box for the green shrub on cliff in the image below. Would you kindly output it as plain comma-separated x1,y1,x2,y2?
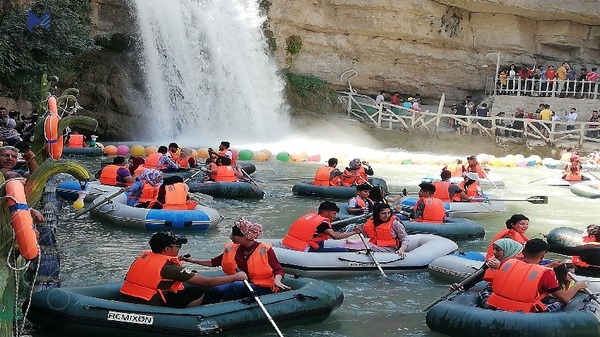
285,35,302,55
285,72,339,114
0,0,95,99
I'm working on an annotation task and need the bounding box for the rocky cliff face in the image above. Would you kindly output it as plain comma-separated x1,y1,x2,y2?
266,0,600,102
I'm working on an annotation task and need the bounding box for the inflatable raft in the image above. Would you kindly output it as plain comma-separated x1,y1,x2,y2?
422,173,505,189
335,206,485,241
399,195,506,219
63,146,104,157
187,181,264,199
426,290,600,337
261,234,458,278
570,181,600,199
57,180,119,202
89,190,221,230
27,272,343,337
427,251,486,284
292,177,388,199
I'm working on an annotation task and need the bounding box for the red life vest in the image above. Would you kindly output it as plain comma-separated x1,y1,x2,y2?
150,183,188,210
564,164,582,181
432,181,451,201
313,166,334,186
485,229,528,260
67,134,84,148
214,166,237,182
133,164,146,176
100,165,131,187
357,166,368,181
221,243,274,289
138,182,160,203
486,259,549,312
342,170,360,186
177,156,190,169
413,197,446,223
363,217,398,248
145,153,164,169
446,164,463,177
120,251,185,302
572,236,596,268
282,213,330,251
452,181,479,201
219,149,236,164
467,164,486,178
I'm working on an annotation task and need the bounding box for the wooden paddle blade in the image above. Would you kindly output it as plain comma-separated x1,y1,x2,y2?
527,196,548,204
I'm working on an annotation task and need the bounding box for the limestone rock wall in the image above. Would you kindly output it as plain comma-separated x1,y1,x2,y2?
267,0,600,103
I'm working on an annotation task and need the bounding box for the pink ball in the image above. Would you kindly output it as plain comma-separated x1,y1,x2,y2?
116,144,130,156
231,148,239,161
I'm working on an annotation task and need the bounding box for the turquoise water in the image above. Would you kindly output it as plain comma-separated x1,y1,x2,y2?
29,156,589,337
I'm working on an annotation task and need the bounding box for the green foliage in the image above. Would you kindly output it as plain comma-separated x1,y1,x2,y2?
285,72,339,114
95,33,132,52
285,35,302,55
0,0,96,99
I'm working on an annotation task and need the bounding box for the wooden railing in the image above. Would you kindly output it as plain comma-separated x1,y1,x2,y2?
485,76,599,99
339,91,600,147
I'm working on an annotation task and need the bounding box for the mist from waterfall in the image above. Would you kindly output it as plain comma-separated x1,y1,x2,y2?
130,0,290,145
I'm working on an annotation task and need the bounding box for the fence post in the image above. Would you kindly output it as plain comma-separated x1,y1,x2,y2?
377,104,383,127
435,94,445,134
580,123,585,147
346,93,352,118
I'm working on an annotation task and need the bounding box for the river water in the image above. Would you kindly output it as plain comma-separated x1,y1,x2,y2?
30,154,593,337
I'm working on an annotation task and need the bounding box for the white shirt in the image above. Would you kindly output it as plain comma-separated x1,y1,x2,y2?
567,112,578,125
375,94,384,105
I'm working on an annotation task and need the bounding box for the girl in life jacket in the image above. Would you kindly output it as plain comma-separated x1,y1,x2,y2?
347,184,374,215
127,168,163,207
485,214,530,260
562,155,584,181
361,203,409,257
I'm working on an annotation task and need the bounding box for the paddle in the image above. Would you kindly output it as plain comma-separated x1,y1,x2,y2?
480,169,499,190
470,195,548,204
422,266,488,311
272,177,312,182
331,213,372,231
567,272,600,306
236,268,285,337
527,172,563,184
72,187,125,218
357,233,387,277
183,168,205,183
583,170,600,181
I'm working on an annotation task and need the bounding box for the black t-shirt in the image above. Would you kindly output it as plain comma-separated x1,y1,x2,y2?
455,105,467,116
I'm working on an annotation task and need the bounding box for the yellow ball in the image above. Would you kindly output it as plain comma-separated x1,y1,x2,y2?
191,149,198,157
104,145,117,155
197,148,209,159
72,198,84,210
145,145,158,156
290,153,305,162
254,151,268,161
260,149,272,158
130,145,145,157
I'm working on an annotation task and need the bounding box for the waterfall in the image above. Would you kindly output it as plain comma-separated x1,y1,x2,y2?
130,0,290,144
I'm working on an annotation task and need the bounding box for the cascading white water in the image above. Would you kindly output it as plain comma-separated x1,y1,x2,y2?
130,0,290,144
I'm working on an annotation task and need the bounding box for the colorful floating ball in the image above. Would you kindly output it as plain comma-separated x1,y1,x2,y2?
116,144,130,156
307,154,321,162
254,151,269,161
231,149,239,161
290,153,305,162
104,145,117,156
130,145,145,157
238,149,254,161
260,149,272,158
191,149,198,158
276,152,290,162
145,145,158,156
197,148,209,159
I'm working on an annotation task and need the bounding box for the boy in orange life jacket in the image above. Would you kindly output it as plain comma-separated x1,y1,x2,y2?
485,239,587,313
282,201,361,252
402,182,447,222
183,218,290,303
120,231,247,308
347,184,374,215
312,157,343,186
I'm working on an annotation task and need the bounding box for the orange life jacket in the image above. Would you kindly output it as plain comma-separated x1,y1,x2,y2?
357,166,368,181
145,153,164,169
219,149,236,164
486,259,549,312
120,251,185,302
221,243,274,289
342,170,360,187
133,164,146,176
67,134,84,148
447,164,463,177
177,156,190,169
564,164,582,181
100,165,131,186
282,213,330,251
150,183,188,210
452,181,479,201
466,164,486,178
138,182,160,203
313,166,334,186
363,217,398,248
214,165,237,182
432,181,451,201
572,236,595,268
413,197,446,223
485,229,528,260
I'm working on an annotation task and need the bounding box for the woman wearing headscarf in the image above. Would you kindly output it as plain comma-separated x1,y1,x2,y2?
183,218,290,303
126,168,163,207
485,214,530,259
451,238,524,306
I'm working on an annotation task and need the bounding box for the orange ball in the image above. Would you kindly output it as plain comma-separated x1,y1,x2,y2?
254,151,268,161
104,145,117,155
197,148,209,158
145,145,158,156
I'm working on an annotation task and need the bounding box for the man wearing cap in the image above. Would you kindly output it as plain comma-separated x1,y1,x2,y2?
463,156,487,178
562,155,583,182
282,201,361,252
347,184,374,215
402,182,446,223
185,218,290,303
485,239,587,312
120,231,247,308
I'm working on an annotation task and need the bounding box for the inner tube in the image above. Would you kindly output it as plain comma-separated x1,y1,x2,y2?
44,101,63,160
